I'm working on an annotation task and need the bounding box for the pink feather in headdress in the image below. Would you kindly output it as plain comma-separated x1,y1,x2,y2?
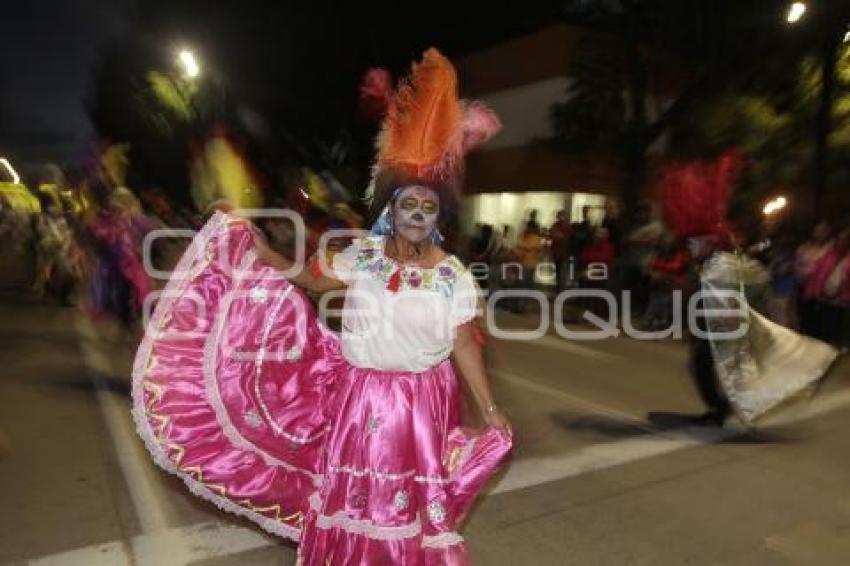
357,67,394,123
461,101,502,153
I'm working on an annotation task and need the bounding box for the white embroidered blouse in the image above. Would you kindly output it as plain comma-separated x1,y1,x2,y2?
331,236,480,372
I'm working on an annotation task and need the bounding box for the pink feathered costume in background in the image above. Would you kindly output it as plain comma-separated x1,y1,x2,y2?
132,213,511,565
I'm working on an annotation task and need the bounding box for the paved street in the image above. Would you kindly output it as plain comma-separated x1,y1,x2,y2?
2,289,850,566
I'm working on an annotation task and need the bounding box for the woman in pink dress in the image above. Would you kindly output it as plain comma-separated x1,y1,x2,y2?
132,48,511,565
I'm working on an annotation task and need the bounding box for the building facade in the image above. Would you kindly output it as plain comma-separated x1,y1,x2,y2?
455,23,668,239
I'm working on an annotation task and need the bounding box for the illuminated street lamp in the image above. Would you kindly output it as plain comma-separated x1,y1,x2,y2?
763,196,788,216
786,2,806,24
177,49,200,79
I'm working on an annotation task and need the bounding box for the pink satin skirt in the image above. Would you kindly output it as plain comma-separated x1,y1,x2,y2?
298,361,511,565
132,213,512,565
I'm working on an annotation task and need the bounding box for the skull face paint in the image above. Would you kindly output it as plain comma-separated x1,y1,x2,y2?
391,186,439,244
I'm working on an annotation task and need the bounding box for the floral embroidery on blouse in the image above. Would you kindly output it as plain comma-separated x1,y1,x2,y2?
350,236,465,298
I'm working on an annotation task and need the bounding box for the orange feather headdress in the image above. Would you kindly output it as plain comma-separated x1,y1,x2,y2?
366,48,502,217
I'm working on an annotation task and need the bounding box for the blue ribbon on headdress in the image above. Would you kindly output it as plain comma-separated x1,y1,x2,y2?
431,227,445,245
370,204,394,236
369,187,444,244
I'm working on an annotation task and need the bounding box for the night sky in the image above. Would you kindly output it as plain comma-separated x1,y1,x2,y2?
0,0,563,170
0,0,129,164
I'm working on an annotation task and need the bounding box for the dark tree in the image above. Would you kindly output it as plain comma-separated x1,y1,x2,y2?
551,1,804,221
87,0,567,207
